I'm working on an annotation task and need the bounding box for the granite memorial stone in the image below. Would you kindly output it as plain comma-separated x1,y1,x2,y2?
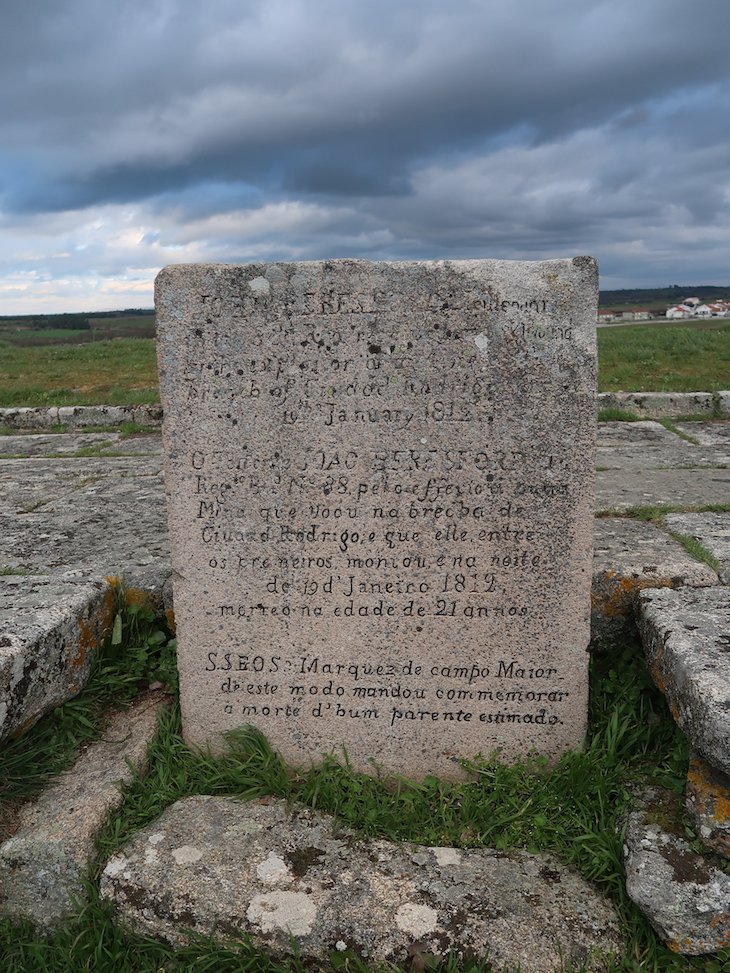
156,259,597,779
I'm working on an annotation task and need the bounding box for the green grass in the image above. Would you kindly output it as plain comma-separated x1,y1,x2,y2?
0,338,159,407
598,320,730,393
1,596,728,971
598,409,642,422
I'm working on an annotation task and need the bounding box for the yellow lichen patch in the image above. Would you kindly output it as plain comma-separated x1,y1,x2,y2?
593,573,678,620
688,755,730,823
165,607,176,634
708,913,730,934
648,660,668,696
123,586,153,611
71,588,116,670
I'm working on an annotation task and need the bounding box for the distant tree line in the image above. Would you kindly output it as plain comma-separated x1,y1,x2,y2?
0,308,154,329
600,285,730,307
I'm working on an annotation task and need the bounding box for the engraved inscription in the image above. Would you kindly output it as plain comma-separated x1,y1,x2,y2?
157,259,597,779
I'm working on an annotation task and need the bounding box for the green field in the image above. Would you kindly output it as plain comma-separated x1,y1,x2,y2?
598,318,730,393
0,318,728,407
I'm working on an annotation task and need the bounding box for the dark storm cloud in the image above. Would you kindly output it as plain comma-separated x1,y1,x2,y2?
1,0,730,309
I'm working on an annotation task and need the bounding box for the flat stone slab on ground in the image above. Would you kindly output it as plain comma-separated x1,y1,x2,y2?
636,586,730,776
0,691,168,928
596,421,730,470
101,795,624,973
0,453,169,592
623,788,730,954
0,575,113,742
675,421,730,448
686,752,730,859
0,455,162,514
596,467,730,512
0,433,122,457
0,404,163,430
591,518,717,652
665,512,730,583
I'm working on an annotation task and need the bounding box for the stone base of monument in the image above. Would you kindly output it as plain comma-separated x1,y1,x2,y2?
98,795,625,973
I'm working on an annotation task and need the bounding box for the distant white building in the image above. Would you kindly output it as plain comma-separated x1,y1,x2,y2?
666,305,691,319
708,301,730,316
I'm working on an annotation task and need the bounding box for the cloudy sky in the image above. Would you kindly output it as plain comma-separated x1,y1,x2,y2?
2,0,730,313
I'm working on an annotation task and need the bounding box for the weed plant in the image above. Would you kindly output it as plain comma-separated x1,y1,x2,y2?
1,597,729,972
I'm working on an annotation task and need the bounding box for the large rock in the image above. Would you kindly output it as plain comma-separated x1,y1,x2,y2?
623,789,730,954
636,587,730,775
686,752,730,859
0,691,168,928
591,518,717,652
101,796,624,973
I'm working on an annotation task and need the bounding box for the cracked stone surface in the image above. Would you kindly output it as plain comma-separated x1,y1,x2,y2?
0,691,168,928
591,518,717,652
636,586,730,776
101,796,624,973
623,789,730,954
665,512,730,583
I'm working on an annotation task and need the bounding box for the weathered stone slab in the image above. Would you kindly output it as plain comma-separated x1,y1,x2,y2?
623,788,730,954
0,576,114,742
598,392,715,418
0,691,168,928
596,421,729,470
718,392,730,418
0,404,163,431
101,796,624,972
674,421,730,448
665,512,730,583
157,259,597,778
0,443,169,599
0,433,122,457
686,752,730,859
636,587,730,775
591,518,717,652
596,468,730,512
0,455,162,513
